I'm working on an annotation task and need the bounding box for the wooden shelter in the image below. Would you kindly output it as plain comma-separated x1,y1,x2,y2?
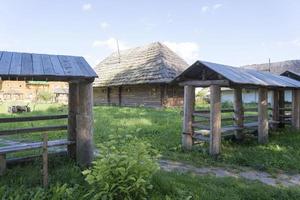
174,61,300,156
0,51,97,173
93,42,189,107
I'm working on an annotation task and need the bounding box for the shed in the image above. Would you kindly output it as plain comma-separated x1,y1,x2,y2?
174,61,300,155
281,70,300,81
0,51,97,172
93,42,189,107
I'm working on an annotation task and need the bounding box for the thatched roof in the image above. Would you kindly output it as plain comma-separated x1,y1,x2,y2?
93,42,189,87
243,60,300,75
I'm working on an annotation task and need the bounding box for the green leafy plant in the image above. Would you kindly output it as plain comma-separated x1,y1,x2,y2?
83,135,160,200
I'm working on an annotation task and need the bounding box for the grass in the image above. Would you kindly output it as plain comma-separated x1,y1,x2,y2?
1,103,300,199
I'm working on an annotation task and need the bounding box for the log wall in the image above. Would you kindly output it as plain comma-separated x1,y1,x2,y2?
93,84,184,108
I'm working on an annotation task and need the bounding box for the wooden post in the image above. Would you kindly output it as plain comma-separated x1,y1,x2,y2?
0,154,6,175
209,85,221,155
233,88,244,140
68,82,79,159
278,90,285,128
272,89,279,130
118,86,122,106
42,133,48,188
292,89,300,129
107,87,111,105
182,85,195,150
258,87,268,144
76,81,94,167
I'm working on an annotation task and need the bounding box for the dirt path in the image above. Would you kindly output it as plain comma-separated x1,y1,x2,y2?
159,160,300,187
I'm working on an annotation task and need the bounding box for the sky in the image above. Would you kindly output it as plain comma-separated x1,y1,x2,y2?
0,0,300,67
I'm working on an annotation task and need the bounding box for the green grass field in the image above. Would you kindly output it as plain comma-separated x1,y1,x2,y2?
1,104,300,199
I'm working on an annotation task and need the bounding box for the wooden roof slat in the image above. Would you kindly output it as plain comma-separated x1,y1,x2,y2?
41,54,55,75
32,54,44,75
0,51,97,81
0,52,13,75
49,55,65,75
9,52,22,75
21,53,33,75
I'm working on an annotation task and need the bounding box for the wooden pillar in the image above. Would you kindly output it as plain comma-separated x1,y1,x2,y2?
209,85,221,155
182,85,195,150
272,89,279,129
292,89,300,129
76,81,94,167
107,87,111,105
258,87,268,144
68,82,79,159
278,90,285,128
233,88,244,140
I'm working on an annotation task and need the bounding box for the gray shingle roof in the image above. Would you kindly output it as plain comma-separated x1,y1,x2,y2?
175,61,300,88
93,42,189,87
0,51,97,81
243,60,300,75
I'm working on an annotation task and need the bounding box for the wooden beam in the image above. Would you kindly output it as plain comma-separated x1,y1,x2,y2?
233,88,244,140
76,81,94,167
209,85,221,155
272,89,279,130
182,85,195,150
292,89,300,129
68,82,79,159
278,90,285,128
0,114,68,123
179,80,229,87
258,87,268,144
0,125,67,136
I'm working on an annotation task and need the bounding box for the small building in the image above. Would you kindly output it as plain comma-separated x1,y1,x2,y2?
93,42,189,107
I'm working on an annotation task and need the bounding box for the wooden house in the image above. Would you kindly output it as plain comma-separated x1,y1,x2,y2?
93,42,189,107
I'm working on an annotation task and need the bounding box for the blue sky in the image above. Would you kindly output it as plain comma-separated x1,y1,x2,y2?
0,0,300,66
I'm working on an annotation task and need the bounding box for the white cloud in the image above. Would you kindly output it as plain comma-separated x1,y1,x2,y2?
82,3,92,11
201,6,209,13
201,4,222,13
92,37,130,51
163,41,200,64
276,39,300,47
100,22,109,29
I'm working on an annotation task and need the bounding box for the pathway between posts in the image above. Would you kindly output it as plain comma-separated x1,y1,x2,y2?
2,138,300,187
159,160,300,187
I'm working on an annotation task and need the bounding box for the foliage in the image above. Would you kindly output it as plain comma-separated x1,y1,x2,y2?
36,90,53,102
196,89,209,104
83,135,160,200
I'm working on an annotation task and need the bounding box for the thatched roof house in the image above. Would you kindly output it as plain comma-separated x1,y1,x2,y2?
93,42,189,107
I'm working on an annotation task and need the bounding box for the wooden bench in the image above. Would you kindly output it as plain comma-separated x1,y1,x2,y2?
0,139,74,174
193,121,279,142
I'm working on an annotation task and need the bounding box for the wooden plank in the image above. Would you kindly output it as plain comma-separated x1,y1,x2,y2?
49,55,65,75
179,80,229,87
42,133,48,188
0,114,68,123
0,52,13,75
233,88,244,140
32,54,44,75
9,52,22,75
292,89,300,129
258,87,268,144
0,139,73,154
41,55,55,75
0,125,67,136
278,90,285,128
0,154,6,175
209,85,221,156
68,83,79,159
21,53,33,75
74,56,97,77
58,56,78,76
76,81,94,167
182,85,195,150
